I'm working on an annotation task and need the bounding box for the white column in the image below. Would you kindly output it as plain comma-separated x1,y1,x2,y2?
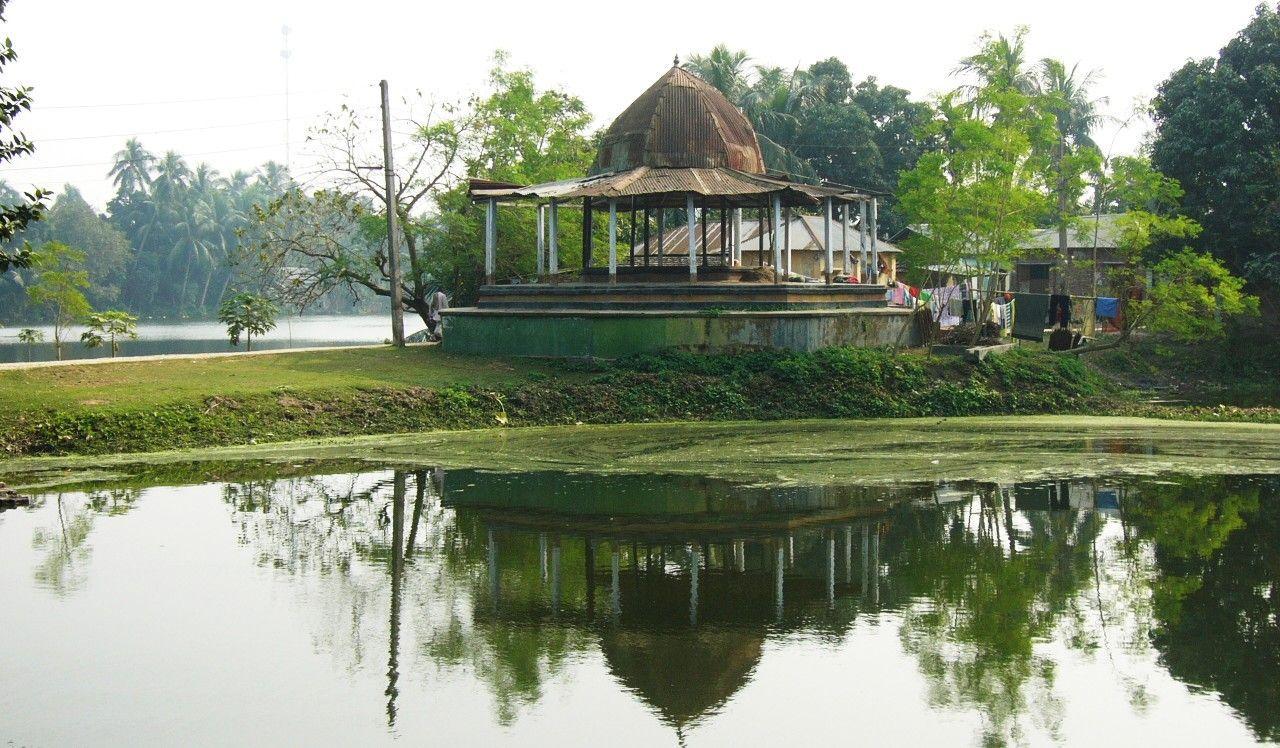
827,534,835,609
774,542,785,621
611,547,620,618
842,202,851,276
861,525,870,597
859,200,868,282
822,197,833,284
844,526,853,584
539,532,547,582
871,523,880,606
548,199,559,275
607,198,618,284
487,528,498,608
551,543,561,612
783,206,792,276
535,204,545,279
771,193,783,283
870,197,880,284
686,194,697,281
689,544,699,626
732,207,743,267
484,197,497,285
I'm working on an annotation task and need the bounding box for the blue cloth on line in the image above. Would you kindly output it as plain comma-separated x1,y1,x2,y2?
1095,297,1119,319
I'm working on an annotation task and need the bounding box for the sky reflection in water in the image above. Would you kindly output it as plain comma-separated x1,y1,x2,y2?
1,466,1276,746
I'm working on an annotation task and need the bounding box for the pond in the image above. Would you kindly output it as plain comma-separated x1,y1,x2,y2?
0,313,423,363
2,419,1278,746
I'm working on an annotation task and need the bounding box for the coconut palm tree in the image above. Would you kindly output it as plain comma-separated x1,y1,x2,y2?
1037,59,1105,150
685,45,751,100
257,161,292,197
954,28,1038,112
1037,58,1107,289
108,139,155,195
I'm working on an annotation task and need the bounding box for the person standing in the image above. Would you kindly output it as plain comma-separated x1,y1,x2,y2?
427,289,448,342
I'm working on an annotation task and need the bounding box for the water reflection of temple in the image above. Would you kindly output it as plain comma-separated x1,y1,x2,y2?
445,471,932,729
219,468,1280,744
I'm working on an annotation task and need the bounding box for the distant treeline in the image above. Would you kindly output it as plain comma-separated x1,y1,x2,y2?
0,143,376,322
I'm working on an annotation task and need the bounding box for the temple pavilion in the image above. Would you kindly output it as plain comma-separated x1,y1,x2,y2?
443,65,920,357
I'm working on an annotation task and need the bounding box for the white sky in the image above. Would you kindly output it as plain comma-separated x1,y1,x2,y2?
1,0,1262,209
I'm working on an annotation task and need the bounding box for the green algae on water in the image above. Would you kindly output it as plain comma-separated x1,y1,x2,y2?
4,416,1279,493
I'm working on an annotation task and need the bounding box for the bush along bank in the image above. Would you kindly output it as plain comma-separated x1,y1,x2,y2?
1,347,1112,457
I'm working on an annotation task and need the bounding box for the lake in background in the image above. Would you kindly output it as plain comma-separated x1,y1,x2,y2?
2,454,1276,746
0,314,426,363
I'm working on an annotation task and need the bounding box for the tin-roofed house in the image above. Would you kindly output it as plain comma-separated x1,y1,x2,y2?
1012,214,1135,294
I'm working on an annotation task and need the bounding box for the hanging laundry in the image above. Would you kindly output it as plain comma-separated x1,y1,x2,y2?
1011,292,1050,341
1048,294,1072,327
929,286,963,328
1095,297,1119,319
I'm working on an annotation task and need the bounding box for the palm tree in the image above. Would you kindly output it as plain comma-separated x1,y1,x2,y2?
151,151,192,197
257,161,292,197
108,139,155,195
1037,58,1107,289
685,45,750,100
954,28,1038,112
1037,59,1105,149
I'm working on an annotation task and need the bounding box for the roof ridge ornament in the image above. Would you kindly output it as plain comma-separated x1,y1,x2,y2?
673,54,680,67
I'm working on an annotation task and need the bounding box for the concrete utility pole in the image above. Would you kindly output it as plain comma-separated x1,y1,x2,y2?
281,26,291,171
380,80,405,347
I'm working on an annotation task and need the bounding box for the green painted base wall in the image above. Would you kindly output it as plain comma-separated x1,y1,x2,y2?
441,309,920,358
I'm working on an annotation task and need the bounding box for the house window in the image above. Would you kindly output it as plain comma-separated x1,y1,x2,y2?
1027,264,1050,280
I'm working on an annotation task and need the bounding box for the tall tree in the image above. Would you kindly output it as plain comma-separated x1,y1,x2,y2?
1150,4,1280,276
107,138,155,195
26,242,92,360
954,27,1038,101
426,59,594,306
1037,58,1105,291
686,47,932,236
898,31,1056,332
0,0,50,273
23,186,133,308
244,75,472,322
685,45,751,101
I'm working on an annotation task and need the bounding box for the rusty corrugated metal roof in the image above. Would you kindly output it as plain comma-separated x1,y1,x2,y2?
591,67,764,175
467,67,876,207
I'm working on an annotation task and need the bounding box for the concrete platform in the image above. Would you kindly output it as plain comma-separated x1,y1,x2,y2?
476,281,889,312
441,306,920,358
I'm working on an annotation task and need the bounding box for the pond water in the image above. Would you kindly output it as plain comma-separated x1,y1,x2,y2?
0,314,424,363
2,427,1277,745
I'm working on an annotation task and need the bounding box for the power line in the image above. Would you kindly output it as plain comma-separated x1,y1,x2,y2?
0,142,291,173
41,118,295,142
36,105,378,143
37,86,373,111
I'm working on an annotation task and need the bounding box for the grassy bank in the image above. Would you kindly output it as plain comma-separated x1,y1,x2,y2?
0,344,1273,458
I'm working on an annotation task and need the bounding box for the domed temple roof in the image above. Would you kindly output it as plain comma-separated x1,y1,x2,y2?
590,67,765,176
468,66,873,209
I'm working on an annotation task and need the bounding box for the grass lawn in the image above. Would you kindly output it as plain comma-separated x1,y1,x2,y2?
0,345,561,414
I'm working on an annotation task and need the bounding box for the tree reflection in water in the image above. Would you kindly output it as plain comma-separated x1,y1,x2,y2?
211,468,1279,745
26,488,140,594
